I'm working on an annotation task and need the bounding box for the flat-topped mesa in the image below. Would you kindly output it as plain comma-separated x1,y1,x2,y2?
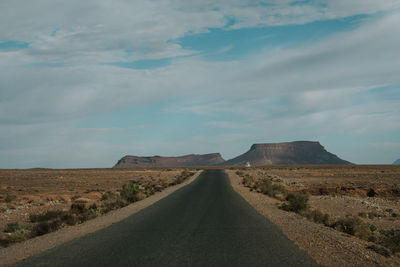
223,141,351,166
250,141,322,151
113,153,225,168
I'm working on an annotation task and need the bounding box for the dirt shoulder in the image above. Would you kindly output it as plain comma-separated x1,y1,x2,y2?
227,170,400,267
0,170,202,266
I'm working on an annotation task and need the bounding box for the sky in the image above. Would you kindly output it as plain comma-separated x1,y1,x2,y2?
1,0,400,168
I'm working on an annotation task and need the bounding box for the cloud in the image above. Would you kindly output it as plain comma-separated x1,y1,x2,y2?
1,1,400,167
2,11,400,126
2,10,400,125
1,0,399,64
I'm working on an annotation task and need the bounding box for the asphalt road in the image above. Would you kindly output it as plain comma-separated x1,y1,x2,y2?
16,170,319,266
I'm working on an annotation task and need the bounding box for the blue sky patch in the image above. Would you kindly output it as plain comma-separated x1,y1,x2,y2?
177,15,367,61
108,58,172,69
0,41,29,50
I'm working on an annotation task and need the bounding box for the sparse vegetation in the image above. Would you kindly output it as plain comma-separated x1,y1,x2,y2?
2,221,30,245
303,209,331,226
367,244,391,258
333,216,376,241
257,179,286,199
379,229,400,254
0,168,198,248
237,169,400,257
5,194,16,203
27,203,98,237
20,181,153,240
120,182,141,202
169,170,195,186
358,211,381,219
4,222,21,233
358,212,367,218
32,220,62,236
241,174,255,188
281,192,309,213
30,210,65,223
367,188,377,197
71,195,81,201
100,191,127,213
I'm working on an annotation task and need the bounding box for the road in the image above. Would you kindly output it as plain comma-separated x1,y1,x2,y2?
16,170,319,266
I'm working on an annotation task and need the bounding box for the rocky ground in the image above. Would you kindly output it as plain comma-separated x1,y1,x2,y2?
1,166,399,266
227,166,400,267
0,171,201,266
0,168,196,248
237,165,400,231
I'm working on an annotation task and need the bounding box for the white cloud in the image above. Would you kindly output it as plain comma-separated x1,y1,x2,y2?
2,10,400,124
1,1,400,166
2,10,400,122
1,0,399,64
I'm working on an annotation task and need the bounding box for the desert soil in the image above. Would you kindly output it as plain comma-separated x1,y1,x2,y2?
0,169,201,266
227,166,400,267
238,165,400,231
0,168,193,232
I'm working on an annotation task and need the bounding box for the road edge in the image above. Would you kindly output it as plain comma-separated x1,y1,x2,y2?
226,170,400,267
0,170,202,266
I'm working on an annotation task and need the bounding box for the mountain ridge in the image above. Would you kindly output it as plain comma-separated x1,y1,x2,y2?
113,141,352,168
113,153,225,168
222,141,351,166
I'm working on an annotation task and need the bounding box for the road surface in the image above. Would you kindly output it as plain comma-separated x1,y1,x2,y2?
16,170,319,266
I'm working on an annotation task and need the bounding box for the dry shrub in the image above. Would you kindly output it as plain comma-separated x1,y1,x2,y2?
69,203,96,223
4,222,21,233
379,229,400,254
29,202,98,238
170,170,194,186
236,170,244,177
257,179,286,199
100,191,127,213
303,209,331,226
2,224,30,247
5,194,16,203
120,182,141,202
70,203,87,214
333,216,375,241
101,191,117,201
367,188,377,197
281,192,309,213
62,213,79,226
242,174,255,188
32,220,61,236
30,210,66,223
0,238,11,247
358,212,367,218
366,244,391,258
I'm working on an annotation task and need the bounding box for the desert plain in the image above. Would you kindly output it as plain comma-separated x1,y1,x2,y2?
0,168,195,247
0,165,399,265
238,165,400,231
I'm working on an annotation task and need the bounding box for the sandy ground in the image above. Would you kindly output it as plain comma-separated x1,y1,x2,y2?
0,170,201,266
236,165,400,232
227,170,400,267
0,168,189,232
2,166,399,266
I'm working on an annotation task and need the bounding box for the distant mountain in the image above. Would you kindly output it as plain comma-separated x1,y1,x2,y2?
222,141,352,166
113,153,225,168
393,159,400,164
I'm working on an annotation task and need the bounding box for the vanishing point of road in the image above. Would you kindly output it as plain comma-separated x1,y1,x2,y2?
16,170,319,266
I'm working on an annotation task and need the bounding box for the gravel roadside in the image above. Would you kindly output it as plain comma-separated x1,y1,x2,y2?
227,170,400,267
0,171,202,266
